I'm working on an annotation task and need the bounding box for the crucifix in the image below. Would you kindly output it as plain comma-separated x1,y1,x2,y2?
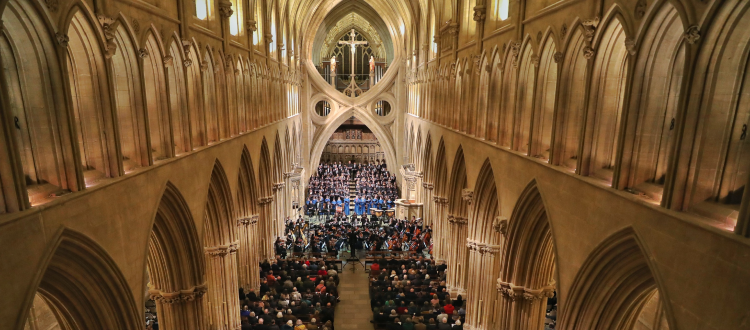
338,29,368,78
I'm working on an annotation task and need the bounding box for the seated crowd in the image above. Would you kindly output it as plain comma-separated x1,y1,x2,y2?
368,257,465,330
237,259,341,330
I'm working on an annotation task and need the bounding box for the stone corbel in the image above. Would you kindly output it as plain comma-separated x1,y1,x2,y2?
624,38,637,55
510,42,521,67
462,189,474,205
581,17,600,43
247,20,257,31
493,216,508,236
583,46,595,60
553,52,563,64
98,15,118,59
56,33,69,47
423,182,434,190
473,5,487,22
218,0,234,18
139,48,149,58
182,39,193,67
200,60,209,71
684,25,701,44
150,283,208,304
163,55,174,66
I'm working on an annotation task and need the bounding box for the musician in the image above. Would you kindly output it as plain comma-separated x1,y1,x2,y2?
275,237,287,259
347,230,359,258
343,195,350,216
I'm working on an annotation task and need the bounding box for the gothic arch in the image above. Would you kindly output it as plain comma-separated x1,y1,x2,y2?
111,22,148,172
531,31,559,160
166,34,190,155
184,41,205,148
236,146,261,290
515,38,537,154
559,228,674,330
1,0,77,209
446,145,469,296
619,1,685,201
308,107,397,174
497,179,558,330
203,160,237,247
202,49,219,144
670,0,750,218
142,29,172,162
146,182,207,330
202,160,240,330
464,159,502,329
499,42,519,147
486,47,503,143
22,229,141,330
66,9,117,185
552,25,587,170
581,14,629,181
258,137,274,258
431,138,449,261
475,53,491,138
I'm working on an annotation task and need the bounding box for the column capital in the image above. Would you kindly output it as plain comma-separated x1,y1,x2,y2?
205,243,239,257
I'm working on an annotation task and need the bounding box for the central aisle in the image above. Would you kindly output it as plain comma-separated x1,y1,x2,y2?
334,262,374,330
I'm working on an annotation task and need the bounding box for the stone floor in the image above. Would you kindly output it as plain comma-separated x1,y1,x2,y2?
334,261,374,330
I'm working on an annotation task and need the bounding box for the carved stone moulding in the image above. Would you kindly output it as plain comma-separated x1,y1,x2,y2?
497,280,556,301
149,283,208,304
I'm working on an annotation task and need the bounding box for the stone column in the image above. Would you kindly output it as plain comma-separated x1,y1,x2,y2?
237,215,260,290
150,285,207,330
258,196,275,259
432,196,449,262
204,244,241,330
422,183,434,226
465,242,501,330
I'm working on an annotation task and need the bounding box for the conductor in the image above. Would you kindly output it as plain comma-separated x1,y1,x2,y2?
348,231,359,258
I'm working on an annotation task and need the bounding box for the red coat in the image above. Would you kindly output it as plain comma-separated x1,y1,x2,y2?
443,304,455,315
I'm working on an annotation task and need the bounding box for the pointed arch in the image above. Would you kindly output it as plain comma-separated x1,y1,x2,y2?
202,160,240,329
476,53,491,139
620,1,685,201
515,40,536,154
487,49,503,143
499,43,519,147
258,137,274,258
582,15,629,182
560,228,674,330
167,36,190,155
67,9,116,184
465,159,502,329
25,229,141,330
496,179,558,330
142,30,172,162
236,146,261,290
553,26,587,170
111,22,148,172
185,42,205,148
1,0,76,207
202,49,219,144
531,32,559,160
446,145,469,296
146,182,206,330
670,0,750,217
203,160,237,247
